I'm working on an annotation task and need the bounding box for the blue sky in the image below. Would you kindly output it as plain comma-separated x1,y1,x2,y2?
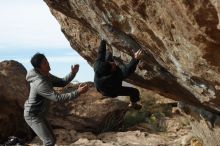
0,0,94,82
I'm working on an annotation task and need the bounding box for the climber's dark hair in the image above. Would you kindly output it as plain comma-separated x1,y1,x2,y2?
31,53,46,69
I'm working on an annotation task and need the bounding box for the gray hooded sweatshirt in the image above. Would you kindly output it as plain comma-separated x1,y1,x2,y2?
24,69,78,117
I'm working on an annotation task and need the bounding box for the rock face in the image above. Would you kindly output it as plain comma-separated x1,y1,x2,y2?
29,87,195,146
48,83,128,134
178,102,220,146
44,1,220,145
44,0,220,114
30,129,194,146
0,61,31,143
74,131,174,146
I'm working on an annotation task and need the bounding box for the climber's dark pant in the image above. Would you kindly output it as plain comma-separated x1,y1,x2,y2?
104,52,140,102
116,86,140,103
24,115,56,146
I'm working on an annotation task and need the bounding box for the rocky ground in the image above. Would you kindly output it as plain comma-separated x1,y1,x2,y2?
28,84,203,146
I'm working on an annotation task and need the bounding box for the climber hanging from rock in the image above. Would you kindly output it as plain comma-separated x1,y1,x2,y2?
94,39,142,110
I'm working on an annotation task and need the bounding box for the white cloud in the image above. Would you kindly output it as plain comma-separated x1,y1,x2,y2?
0,0,70,49
0,58,31,64
64,52,80,56
0,1,94,82
47,56,85,63
0,56,85,64
0,45,6,49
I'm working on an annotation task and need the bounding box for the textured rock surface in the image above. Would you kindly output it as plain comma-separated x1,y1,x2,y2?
0,61,31,143
30,129,193,146
44,0,220,114
178,102,220,146
29,88,195,146
48,83,128,133
74,131,173,146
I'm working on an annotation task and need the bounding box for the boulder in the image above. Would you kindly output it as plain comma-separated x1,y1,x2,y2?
0,61,31,143
48,83,128,133
178,101,220,146
43,1,220,144
44,0,220,114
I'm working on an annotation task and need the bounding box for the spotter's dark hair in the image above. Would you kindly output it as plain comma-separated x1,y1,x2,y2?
30,53,46,68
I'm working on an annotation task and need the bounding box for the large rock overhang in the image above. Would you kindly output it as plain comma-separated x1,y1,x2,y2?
44,0,220,114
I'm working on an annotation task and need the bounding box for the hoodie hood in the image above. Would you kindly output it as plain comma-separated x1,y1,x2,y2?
26,69,43,82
